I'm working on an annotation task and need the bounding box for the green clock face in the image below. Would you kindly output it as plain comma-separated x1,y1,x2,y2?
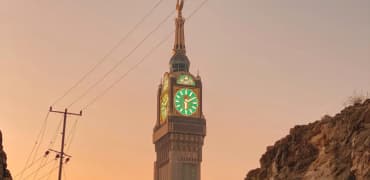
160,94,169,123
177,74,195,86
174,88,199,116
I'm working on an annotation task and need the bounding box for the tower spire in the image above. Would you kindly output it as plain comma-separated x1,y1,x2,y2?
174,0,186,54
169,0,190,72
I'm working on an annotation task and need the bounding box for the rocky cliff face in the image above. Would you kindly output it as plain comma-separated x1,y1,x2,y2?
246,100,370,180
0,130,12,180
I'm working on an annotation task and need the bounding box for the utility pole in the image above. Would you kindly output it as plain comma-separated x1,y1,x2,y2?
49,106,82,180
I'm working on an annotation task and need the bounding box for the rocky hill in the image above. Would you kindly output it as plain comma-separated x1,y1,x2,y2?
246,99,370,180
0,130,12,180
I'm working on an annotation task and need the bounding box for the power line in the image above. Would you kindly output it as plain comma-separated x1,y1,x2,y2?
65,117,80,153
46,162,59,180
17,109,67,179
188,0,210,19
82,0,210,110
30,112,50,166
22,159,55,180
83,32,173,110
13,156,44,179
67,9,177,108
17,111,50,180
37,164,58,180
31,156,49,180
27,117,63,180
51,0,166,107
48,118,63,149
63,165,67,180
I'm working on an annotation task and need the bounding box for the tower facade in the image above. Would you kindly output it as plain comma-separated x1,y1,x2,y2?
153,1,206,180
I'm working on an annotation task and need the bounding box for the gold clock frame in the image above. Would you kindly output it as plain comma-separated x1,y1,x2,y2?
172,86,201,118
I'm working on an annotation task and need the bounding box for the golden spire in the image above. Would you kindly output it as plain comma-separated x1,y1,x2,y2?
169,0,190,72
174,0,186,54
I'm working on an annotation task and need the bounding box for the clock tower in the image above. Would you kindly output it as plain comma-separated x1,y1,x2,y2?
153,0,206,180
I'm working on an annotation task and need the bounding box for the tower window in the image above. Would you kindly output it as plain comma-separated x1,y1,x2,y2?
172,63,187,72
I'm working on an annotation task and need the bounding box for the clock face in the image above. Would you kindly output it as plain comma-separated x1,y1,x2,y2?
177,74,195,86
174,88,199,116
160,93,169,123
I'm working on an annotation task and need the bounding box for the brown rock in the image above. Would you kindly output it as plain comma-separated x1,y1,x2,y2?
0,130,12,180
245,99,370,180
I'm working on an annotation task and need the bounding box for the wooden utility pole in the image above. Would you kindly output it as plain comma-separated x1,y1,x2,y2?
49,106,82,180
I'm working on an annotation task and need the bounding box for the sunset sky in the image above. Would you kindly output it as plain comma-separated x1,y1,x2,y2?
1,0,370,179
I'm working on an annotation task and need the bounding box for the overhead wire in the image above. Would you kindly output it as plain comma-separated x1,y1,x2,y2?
67,9,177,108
30,112,50,164
22,159,55,180
63,165,67,180
45,162,59,180
17,111,50,180
51,0,166,107
36,165,58,180
188,0,209,19
48,117,63,149
83,31,173,110
13,156,44,179
29,117,62,180
65,117,80,153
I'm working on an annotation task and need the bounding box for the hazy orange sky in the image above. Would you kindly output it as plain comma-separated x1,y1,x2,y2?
1,0,370,179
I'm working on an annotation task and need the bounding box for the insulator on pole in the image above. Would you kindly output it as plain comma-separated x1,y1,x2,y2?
44,151,50,157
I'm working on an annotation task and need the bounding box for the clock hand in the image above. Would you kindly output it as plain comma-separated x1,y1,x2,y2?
187,97,196,102
184,101,188,109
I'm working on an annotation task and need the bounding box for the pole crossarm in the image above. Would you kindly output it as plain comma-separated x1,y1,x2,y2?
48,106,82,180
48,149,72,158
49,106,82,116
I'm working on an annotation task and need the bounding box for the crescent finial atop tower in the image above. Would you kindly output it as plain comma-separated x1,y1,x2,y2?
176,0,184,17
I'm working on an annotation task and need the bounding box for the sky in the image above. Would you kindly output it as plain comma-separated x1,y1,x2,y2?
1,0,370,179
